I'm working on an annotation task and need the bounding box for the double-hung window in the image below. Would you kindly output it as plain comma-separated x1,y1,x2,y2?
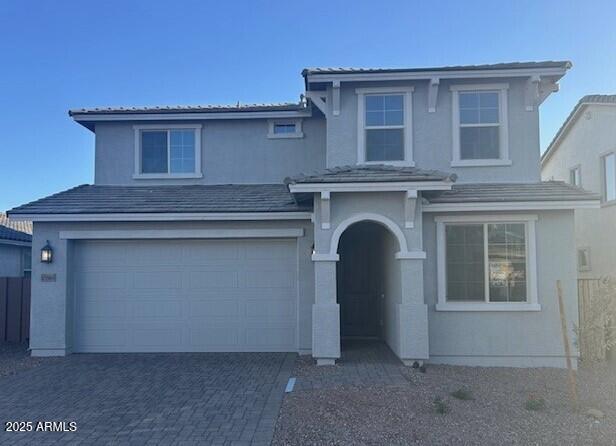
602,152,616,203
451,84,510,167
356,87,414,165
133,125,202,178
436,215,539,311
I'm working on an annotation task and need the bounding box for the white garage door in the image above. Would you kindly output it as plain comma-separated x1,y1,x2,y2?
73,239,297,352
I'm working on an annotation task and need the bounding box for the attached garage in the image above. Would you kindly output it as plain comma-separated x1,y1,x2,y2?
72,238,298,353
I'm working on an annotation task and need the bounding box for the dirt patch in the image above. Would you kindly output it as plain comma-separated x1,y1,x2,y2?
0,343,60,379
273,359,616,445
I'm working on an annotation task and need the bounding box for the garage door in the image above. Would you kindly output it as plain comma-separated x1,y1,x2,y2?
73,239,297,352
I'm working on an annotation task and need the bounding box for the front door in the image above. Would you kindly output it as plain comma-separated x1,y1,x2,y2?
337,223,381,338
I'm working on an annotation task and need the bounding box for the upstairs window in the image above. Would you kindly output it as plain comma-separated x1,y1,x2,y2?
133,125,202,178
451,84,510,167
267,119,303,139
569,165,581,187
602,152,616,202
356,87,414,165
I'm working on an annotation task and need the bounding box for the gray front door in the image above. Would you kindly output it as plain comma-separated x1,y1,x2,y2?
337,224,381,338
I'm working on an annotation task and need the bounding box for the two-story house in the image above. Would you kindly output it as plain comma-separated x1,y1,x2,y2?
541,95,616,279
9,61,599,368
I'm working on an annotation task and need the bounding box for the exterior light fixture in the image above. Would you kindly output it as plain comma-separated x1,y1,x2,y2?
41,240,53,263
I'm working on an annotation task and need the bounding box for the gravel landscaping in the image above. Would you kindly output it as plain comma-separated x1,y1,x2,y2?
273,343,616,446
0,343,60,379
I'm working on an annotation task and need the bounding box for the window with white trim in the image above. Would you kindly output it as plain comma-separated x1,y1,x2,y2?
133,125,202,178
356,87,413,165
436,215,539,311
569,166,581,187
602,152,616,202
22,248,31,277
451,84,510,167
267,119,303,139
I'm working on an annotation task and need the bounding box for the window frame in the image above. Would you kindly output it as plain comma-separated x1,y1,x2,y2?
356,86,414,166
451,83,511,167
436,214,540,312
600,151,616,205
133,124,203,179
22,247,31,277
569,165,582,187
577,246,591,272
267,118,304,139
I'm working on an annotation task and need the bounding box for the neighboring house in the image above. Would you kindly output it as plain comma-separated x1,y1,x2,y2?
0,213,32,277
8,61,599,368
541,95,616,279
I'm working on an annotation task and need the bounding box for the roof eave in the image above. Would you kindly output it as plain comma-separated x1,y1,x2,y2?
305,66,570,85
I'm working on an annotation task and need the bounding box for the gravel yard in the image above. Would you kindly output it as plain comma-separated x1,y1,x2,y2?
0,343,60,379
273,342,616,446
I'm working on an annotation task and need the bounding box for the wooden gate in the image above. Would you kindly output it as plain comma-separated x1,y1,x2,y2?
0,277,31,343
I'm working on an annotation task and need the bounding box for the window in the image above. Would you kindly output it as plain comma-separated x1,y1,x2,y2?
133,125,202,178
569,166,581,187
436,215,539,311
267,119,303,139
22,248,31,277
577,247,591,272
602,152,616,202
451,84,510,167
356,87,414,165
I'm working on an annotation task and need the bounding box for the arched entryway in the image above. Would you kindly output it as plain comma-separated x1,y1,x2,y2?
336,220,400,351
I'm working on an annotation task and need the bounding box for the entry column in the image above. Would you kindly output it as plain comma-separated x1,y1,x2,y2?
397,256,429,365
312,256,340,365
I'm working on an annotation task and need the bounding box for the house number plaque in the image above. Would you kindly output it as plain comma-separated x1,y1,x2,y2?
41,273,57,282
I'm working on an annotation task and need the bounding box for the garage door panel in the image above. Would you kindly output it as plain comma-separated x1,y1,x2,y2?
74,239,297,353
188,271,238,289
189,298,239,317
245,299,295,319
131,300,183,319
77,271,127,290
132,271,182,289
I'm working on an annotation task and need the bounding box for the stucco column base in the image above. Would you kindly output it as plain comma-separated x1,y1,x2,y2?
30,348,69,357
312,303,340,365
398,303,429,362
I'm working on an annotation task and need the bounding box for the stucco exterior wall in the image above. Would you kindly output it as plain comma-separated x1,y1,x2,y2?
541,104,616,278
30,220,314,356
324,78,541,183
423,209,578,367
94,117,326,185
0,244,27,277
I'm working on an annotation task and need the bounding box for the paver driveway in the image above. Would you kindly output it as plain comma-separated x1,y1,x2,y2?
0,352,294,445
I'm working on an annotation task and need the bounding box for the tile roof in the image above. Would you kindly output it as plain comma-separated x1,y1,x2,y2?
69,102,306,116
423,181,600,204
8,184,311,215
543,95,616,163
286,165,456,184
303,61,571,77
0,213,32,243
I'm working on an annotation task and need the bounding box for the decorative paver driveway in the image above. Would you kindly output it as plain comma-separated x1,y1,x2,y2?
0,352,294,445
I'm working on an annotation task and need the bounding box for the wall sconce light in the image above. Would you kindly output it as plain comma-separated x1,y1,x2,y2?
41,240,53,263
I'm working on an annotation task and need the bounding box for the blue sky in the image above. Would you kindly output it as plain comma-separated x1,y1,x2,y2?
1,0,615,210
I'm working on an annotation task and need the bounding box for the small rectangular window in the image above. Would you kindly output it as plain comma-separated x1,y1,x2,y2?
22,248,31,277
602,153,616,202
364,94,405,162
267,119,303,139
577,247,591,272
569,166,581,187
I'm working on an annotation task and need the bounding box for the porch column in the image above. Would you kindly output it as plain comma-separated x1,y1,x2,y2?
312,257,340,365
397,257,429,365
